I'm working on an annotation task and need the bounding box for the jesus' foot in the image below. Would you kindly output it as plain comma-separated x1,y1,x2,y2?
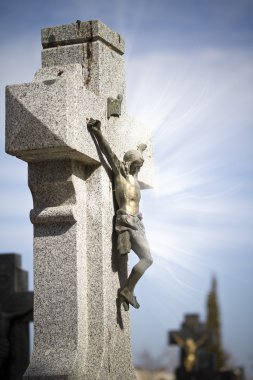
120,288,140,309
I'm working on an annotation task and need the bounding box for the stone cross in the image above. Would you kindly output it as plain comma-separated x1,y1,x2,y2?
169,314,215,374
0,253,33,380
6,20,153,379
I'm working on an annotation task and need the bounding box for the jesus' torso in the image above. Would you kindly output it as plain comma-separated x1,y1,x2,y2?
114,173,141,215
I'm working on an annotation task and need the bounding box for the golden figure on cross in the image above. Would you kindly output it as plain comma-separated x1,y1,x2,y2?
172,332,207,372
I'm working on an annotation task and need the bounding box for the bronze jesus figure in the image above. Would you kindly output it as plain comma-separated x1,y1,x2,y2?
88,119,153,309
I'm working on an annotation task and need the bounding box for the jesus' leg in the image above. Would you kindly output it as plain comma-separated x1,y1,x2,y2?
120,229,153,308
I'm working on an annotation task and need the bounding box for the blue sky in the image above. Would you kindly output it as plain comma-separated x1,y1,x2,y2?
1,0,253,377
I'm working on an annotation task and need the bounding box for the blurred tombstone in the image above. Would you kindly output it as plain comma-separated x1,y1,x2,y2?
0,253,33,380
169,314,215,379
169,314,245,380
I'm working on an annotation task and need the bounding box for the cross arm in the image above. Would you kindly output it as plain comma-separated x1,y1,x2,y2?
196,334,207,347
2,292,33,316
87,119,121,174
171,332,185,347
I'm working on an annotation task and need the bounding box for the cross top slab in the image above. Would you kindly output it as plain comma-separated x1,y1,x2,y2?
6,20,153,188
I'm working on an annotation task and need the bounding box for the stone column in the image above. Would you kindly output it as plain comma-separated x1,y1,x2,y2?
6,21,153,380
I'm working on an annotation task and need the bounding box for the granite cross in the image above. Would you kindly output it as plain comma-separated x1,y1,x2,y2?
169,314,215,375
5,20,153,379
0,253,33,380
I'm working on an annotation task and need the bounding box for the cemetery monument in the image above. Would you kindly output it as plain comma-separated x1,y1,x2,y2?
5,20,153,379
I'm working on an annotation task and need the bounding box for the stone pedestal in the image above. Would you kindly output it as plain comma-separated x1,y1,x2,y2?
6,20,153,380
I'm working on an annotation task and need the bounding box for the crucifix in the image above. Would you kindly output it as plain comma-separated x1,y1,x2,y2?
6,20,153,379
169,314,212,375
87,118,153,310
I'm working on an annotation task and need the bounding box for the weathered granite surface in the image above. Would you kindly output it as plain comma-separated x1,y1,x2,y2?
41,20,125,54
6,39,153,187
5,20,153,380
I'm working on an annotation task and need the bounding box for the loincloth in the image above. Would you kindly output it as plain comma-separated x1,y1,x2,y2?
115,209,145,255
